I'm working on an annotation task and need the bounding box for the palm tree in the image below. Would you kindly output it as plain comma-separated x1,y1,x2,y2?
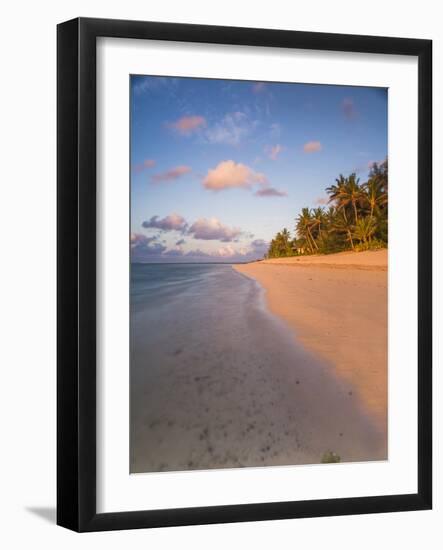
268,228,292,258
267,161,388,259
369,159,388,196
326,175,351,235
296,208,318,253
325,206,337,226
326,174,347,206
281,227,290,241
311,207,326,241
330,209,356,250
327,173,363,225
364,178,387,223
343,174,364,224
353,216,377,246
279,228,292,256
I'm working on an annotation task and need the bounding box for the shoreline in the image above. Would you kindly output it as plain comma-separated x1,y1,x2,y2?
131,260,387,472
234,249,388,435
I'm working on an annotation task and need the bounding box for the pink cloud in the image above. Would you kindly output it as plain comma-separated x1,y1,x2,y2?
303,141,322,153
314,196,328,205
255,187,287,197
185,248,211,259
163,248,184,257
131,236,269,263
133,159,156,173
151,165,192,183
188,217,242,242
213,239,268,261
130,233,158,247
169,115,206,135
142,213,188,232
203,160,267,191
265,144,284,160
216,244,241,257
130,233,166,258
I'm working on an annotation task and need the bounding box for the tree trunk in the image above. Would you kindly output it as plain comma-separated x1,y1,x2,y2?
307,227,318,250
348,230,355,250
353,200,359,225
306,233,314,253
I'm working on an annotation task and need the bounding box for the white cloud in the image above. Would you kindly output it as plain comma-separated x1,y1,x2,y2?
130,233,158,247
132,236,269,263
134,214,269,262
205,112,257,146
216,244,237,257
183,239,268,262
214,238,268,261
142,213,188,232
130,233,167,261
132,76,178,95
265,144,284,160
188,218,242,242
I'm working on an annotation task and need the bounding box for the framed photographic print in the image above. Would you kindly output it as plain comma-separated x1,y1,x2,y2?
57,17,432,531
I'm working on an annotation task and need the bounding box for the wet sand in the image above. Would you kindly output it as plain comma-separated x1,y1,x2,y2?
234,249,388,433
131,259,386,474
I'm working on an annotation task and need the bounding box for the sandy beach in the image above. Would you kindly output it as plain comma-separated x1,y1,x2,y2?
234,249,388,435
131,256,387,473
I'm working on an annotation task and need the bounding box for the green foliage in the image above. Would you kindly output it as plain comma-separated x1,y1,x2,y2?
266,160,388,258
267,227,294,258
354,238,386,252
321,451,341,463
352,216,377,246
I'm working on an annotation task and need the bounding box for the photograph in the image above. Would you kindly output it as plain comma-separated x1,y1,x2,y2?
129,75,388,474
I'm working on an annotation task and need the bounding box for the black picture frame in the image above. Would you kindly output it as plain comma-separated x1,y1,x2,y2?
57,17,432,532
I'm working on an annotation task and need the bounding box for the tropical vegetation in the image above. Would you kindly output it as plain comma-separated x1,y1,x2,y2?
266,159,388,258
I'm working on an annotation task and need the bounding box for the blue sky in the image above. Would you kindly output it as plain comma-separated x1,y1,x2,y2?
130,75,387,262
